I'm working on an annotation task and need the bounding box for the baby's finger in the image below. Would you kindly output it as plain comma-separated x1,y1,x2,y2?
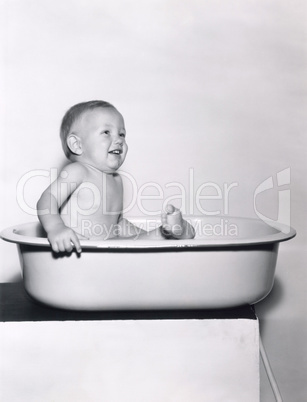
51,241,59,253
57,240,66,253
71,232,83,253
64,238,73,253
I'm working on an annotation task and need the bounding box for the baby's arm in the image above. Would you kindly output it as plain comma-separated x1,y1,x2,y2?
37,163,87,253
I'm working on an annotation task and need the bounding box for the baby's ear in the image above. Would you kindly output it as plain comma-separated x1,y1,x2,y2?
67,134,83,155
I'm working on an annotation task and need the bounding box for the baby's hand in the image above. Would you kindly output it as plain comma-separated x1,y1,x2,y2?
161,204,195,239
47,224,88,253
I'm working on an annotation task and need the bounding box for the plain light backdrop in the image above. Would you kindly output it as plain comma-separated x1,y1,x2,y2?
1,1,306,400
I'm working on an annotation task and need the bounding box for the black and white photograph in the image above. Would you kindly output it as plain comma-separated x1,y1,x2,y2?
0,1,306,401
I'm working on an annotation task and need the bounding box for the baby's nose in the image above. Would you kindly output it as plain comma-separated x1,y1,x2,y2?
115,136,123,145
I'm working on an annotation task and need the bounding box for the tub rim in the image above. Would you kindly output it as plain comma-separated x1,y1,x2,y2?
0,217,296,249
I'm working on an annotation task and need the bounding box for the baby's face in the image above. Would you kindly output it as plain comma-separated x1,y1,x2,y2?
74,107,128,172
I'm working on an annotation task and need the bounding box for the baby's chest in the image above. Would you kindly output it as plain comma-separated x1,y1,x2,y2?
71,177,123,214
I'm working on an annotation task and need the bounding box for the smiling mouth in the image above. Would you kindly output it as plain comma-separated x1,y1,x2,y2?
109,149,123,155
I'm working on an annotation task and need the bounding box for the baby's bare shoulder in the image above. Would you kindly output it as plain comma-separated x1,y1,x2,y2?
60,162,88,181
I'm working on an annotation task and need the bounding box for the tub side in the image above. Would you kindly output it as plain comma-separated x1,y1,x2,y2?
19,242,279,310
1,218,296,248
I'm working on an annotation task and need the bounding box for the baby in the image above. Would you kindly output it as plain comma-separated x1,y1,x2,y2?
37,100,195,253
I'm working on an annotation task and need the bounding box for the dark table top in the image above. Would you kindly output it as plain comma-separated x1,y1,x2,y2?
0,282,257,322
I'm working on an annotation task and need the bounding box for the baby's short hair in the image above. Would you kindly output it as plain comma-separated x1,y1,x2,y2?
60,100,115,159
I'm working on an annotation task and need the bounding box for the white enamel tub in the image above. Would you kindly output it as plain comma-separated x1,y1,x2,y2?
1,216,296,310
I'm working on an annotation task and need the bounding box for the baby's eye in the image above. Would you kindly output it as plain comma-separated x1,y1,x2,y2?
119,132,126,138
102,130,110,135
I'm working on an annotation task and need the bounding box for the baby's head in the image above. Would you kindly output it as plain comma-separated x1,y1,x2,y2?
60,100,115,159
60,100,128,171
